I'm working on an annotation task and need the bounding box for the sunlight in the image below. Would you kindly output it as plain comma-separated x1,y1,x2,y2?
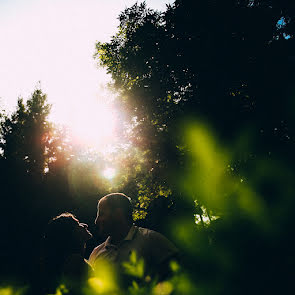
59,89,119,152
0,0,171,155
102,167,116,180
0,0,173,115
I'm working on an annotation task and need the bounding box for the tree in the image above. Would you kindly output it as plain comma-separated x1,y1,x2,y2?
0,88,51,177
94,3,295,292
95,1,295,217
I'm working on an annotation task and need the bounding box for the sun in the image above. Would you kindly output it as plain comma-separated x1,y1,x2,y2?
54,90,119,152
71,99,116,148
102,167,116,180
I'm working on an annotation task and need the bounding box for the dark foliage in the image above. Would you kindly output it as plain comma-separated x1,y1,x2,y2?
93,1,295,293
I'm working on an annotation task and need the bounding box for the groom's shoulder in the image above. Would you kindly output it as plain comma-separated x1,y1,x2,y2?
135,226,178,251
134,226,179,266
136,226,171,241
136,226,161,240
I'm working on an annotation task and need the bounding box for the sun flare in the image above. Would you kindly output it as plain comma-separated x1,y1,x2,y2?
102,167,116,180
55,90,119,152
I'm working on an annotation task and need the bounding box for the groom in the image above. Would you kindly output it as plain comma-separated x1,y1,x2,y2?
89,193,178,278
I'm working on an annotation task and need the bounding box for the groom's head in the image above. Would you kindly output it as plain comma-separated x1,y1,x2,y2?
95,193,133,237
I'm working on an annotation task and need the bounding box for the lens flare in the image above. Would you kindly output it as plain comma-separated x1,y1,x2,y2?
102,167,116,179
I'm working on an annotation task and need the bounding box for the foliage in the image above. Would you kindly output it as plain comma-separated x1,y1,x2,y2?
95,0,295,219
0,89,51,176
90,0,295,293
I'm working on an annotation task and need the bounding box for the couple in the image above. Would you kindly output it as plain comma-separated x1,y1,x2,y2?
41,193,178,294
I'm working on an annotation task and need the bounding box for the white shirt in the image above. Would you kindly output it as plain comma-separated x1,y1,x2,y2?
89,225,178,275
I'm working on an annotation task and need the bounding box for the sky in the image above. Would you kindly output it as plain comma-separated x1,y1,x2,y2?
0,0,173,128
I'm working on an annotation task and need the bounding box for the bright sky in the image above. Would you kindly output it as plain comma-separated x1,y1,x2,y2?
0,0,173,149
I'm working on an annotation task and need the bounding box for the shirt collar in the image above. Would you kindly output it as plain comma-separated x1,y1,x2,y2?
105,236,113,247
124,225,137,241
104,225,137,248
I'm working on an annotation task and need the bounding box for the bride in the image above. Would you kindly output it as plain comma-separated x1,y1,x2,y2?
37,212,93,294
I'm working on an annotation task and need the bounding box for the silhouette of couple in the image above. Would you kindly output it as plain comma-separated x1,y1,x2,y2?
40,193,178,294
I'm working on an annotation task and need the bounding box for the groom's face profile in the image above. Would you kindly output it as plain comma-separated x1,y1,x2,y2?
95,199,115,238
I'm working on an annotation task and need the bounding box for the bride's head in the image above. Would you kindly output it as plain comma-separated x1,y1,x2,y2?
44,212,92,256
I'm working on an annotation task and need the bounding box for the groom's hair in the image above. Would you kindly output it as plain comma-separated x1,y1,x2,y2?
101,193,133,224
